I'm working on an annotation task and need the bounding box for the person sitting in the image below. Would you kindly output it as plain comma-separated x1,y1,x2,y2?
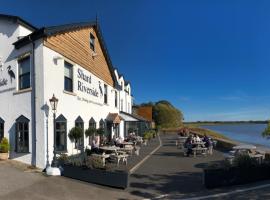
193,134,201,143
91,139,100,154
184,136,193,157
202,134,213,155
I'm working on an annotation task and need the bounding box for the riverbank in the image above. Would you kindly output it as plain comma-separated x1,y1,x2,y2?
162,126,270,154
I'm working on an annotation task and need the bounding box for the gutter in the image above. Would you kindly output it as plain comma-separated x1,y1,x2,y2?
29,36,37,166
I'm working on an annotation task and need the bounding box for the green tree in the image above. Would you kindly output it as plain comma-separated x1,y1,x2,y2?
262,121,270,139
68,127,83,154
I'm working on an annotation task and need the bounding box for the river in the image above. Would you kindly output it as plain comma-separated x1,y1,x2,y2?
200,124,270,147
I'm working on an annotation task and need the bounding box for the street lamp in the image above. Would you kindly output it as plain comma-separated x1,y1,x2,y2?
46,94,61,176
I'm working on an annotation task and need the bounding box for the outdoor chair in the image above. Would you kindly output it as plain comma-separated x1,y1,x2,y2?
110,151,128,166
91,152,110,167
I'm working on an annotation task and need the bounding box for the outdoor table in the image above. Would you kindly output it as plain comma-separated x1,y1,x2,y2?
192,147,208,157
121,142,134,146
99,146,120,152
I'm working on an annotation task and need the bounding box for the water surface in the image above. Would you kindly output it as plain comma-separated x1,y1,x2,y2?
201,124,270,147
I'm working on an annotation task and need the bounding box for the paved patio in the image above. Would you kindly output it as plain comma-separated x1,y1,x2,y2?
128,134,226,198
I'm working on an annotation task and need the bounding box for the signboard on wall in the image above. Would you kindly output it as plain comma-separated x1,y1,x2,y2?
76,67,104,105
0,65,16,93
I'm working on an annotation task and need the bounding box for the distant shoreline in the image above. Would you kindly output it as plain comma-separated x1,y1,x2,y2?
184,121,268,126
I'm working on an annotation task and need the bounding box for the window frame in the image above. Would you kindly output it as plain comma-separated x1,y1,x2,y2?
90,33,95,52
15,115,30,153
88,117,96,145
115,91,118,108
75,116,84,149
104,84,108,104
55,114,67,153
64,61,73,93
0,117,4,141
18,56,31,90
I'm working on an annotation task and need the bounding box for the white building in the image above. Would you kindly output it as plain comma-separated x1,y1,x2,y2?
0,14,135,168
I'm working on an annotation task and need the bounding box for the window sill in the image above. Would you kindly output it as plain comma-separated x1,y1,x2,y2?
63,90,77,96
56,150,67,154
13,88,32,95
15,151,30,154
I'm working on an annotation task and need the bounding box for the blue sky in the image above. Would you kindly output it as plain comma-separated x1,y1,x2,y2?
2,0,270,121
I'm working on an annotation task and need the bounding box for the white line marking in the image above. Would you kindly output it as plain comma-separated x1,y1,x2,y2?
148,183,270,200
129,133,162,174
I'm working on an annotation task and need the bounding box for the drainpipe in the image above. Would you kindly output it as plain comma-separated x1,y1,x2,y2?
29,36,36,166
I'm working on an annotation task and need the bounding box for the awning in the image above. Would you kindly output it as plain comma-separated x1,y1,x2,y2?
106,113,123,124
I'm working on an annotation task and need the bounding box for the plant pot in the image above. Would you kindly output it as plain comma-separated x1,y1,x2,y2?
0,152,9,160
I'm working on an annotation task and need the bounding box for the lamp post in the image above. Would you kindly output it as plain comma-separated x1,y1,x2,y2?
46,94,61,176
49,94,58,167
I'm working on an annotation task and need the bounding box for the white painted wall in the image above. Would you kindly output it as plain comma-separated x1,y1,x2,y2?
0,19,33,165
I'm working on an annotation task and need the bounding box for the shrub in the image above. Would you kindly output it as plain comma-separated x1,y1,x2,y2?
97,127,105,135
68,127,83,142
0,137,9,153
85,127,97,138
233,154,258,168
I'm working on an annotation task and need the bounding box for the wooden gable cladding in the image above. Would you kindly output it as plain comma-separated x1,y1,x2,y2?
43,27,114,86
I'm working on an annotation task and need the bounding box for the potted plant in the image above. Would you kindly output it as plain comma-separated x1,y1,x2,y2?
0,137,9,160
143,131,149,146
68,127,83,154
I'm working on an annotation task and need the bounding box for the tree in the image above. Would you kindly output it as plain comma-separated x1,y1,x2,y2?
68,127,83,154
85,127,97,138
262,121,270,139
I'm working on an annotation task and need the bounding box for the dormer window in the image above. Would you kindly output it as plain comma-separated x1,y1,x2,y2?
90,33,95,52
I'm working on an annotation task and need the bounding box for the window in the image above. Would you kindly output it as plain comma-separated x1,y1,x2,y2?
90,33,95,51
64,61,73,92
0,117,4,141
55,114,67,152
104,84,108,104
18,56,30,90
89,117,96,129
115,91,118,108
15,115,29,153
75,116,84,149
89,117,96,145
99,119,105,129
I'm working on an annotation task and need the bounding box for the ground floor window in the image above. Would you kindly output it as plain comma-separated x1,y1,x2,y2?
0,117,4,141
75,116,84,149
56,114,67,152
15,115,29,153
88,118,96,145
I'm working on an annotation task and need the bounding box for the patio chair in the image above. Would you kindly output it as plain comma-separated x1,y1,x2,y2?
110,151,128,166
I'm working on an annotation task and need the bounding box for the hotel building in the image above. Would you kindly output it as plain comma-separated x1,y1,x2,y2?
0,14,146,168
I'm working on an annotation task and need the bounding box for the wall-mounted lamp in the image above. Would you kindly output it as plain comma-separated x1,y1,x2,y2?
53,56,63,65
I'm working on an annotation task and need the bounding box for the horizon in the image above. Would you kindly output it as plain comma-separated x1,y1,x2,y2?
2,0,270,122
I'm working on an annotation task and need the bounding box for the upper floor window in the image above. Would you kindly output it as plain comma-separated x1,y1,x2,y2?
64,61,73,92
75,116,84,149
104,84,108,104
55,114,67,152
18,56,30,90
15,115,29,153
90,33,95,52
115,91,118,108
0,117,4,141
